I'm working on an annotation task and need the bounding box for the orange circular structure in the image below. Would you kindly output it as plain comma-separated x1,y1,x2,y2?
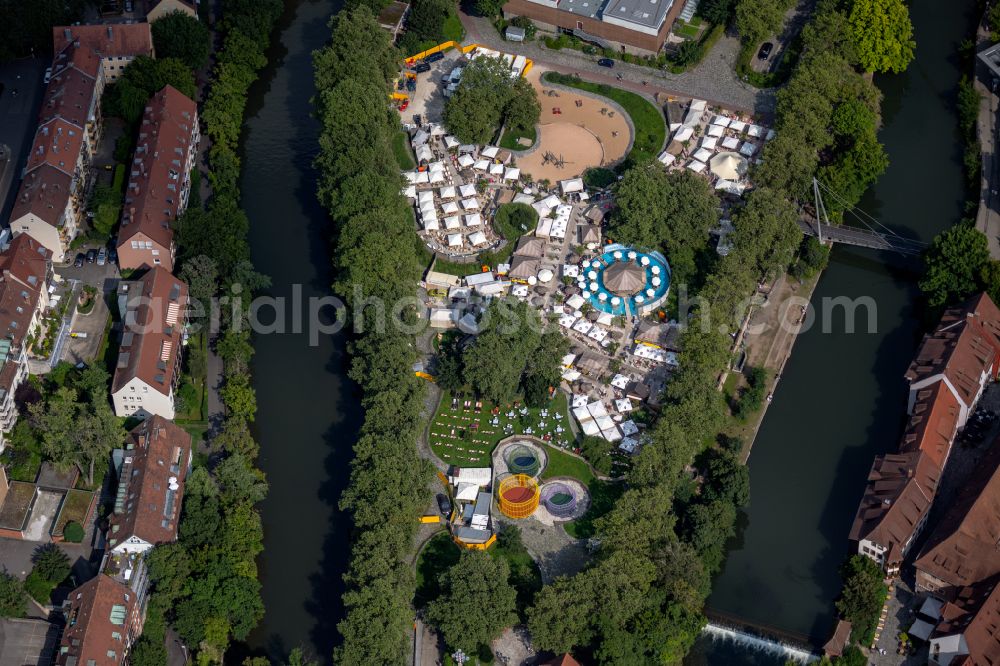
498,474,540,519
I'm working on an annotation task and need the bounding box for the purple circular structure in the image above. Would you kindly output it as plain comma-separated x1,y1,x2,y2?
541,482,577,517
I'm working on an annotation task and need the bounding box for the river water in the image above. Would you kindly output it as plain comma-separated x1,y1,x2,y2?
234,0,974,662
238,0,355,661
691,0,977,662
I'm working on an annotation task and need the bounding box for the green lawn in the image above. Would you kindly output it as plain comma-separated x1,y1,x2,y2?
540,445,595,486
431,257,488,278
674,21,701,39
499,124,537,151
52,490,94,537
392,131,415,170
541,72,666,165
429,391,570,467
414,532,460,608
442,14,464,42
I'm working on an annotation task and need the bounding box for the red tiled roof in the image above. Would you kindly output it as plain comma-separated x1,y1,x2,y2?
112,267,188,396
899,383,961,470
38,61,97,131
52,23,153,61
0,236,51,399
26,118,85,177
55,575,138,666
933,578,1000,666
915,438,1000,591
9,165,74,228
543,656,582,666
906,294,1000,408
108,416,191,549
848,451,940,563
119,86,198,252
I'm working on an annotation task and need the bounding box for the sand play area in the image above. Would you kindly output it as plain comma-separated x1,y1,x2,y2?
516,67,631,182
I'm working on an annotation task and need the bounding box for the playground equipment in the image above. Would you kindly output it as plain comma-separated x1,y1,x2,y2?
540,482,578,518
505,444,541,476
498,474,540,519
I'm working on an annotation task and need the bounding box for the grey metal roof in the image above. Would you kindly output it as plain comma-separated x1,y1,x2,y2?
601,0,672,30
560,0,602,19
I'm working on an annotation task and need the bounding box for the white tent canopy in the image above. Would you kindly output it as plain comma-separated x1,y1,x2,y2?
693,148,713,163
560,178,585,194
673,126,694,143
447,233,463,247
460,184,477,197
458,154,475,168
709,152,749,181
657,151,676,166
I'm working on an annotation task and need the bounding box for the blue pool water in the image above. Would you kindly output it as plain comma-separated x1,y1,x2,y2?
578,244,670,316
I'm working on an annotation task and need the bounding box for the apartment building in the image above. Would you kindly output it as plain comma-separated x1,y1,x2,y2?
55,575,144,666
111,267,188,420
0,236,52,452
108,415,192,554
118,85,200,273
52,23,154,84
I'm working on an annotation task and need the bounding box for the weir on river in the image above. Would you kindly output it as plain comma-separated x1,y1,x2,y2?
232,0,977,662
691,0,978,662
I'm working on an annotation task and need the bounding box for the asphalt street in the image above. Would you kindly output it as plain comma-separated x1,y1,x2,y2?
0,58,46,222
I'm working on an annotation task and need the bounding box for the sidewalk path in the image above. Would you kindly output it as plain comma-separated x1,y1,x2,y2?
974,15,1000,258
458,9,776,116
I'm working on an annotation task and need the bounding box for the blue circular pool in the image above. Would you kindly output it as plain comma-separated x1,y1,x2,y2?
577,244,670,316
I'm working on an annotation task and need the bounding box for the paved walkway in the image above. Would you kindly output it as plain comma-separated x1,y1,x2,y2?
458,9,775,115
974,14,1000,258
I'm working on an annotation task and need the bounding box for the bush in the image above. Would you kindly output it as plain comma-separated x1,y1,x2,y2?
63,521,85,543
24,572,55,605
583,167,616,189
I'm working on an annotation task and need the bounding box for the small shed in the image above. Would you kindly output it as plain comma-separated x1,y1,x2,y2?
505,26,526,42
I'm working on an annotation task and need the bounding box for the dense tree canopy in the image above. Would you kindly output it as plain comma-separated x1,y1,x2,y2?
28,383,124,487
836,555,887,644
0,0,87,62
0,570,26,618
610,167,718,283
848,0,915,74
426,552,518,653
103,56,197,125
398,0,462,55
314,8,435,662
919,225,993,308
734,0,792,46
152,10,211,70
444,56,540,144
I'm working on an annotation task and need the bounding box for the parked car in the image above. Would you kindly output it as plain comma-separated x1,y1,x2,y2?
96,248,107,266
436,493,452,516
74,253,85,267
413,114,422,126
85,249,97,263
414,62,431,74
757,42,774,61
43,67,52,84
125,0,133,11
109,249,118,265
597,58,614,68
70,332,88,339
425,51,445,63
